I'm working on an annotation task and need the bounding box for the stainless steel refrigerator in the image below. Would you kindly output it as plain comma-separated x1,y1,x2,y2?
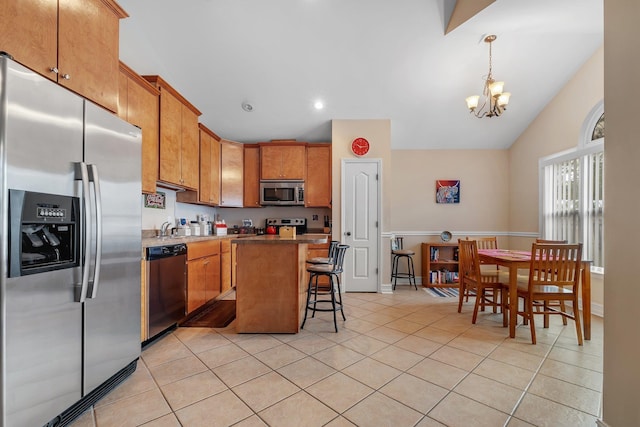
0,55,142,426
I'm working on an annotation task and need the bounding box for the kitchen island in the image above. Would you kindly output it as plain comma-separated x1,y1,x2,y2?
232,234,328,333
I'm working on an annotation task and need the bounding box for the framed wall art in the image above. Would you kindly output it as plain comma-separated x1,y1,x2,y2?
435,180,460,204
144,191,166,209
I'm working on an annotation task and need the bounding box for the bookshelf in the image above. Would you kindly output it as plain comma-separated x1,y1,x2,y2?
421,242,459,287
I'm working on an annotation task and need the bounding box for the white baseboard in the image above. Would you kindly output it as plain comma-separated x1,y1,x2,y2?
596,420,610,427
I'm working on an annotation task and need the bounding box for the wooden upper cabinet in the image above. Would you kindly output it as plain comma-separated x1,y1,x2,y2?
260,143,306,180
143,75,202,191
176,124,221,206
305,143,332,207
118,62,160,194
199,124,221,205
0,0,127,112
220,140,244,207
243,144,261,207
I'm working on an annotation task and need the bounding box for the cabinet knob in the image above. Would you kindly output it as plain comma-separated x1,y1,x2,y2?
61,73,71,80
49,67,59,74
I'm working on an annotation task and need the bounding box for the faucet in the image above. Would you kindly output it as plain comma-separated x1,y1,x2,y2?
160,221,172,237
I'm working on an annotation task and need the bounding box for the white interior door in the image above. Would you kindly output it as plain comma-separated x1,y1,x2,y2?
341,160,380,292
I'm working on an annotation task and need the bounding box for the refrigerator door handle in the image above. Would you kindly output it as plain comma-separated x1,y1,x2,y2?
88,164,102,298
74,162,92,303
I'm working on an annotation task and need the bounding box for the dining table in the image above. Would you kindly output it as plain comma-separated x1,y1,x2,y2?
477,248,592,340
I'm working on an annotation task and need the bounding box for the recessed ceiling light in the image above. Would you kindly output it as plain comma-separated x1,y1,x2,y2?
314,100,324,110
241,102,254,112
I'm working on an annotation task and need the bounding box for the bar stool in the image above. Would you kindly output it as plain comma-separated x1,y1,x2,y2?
301,244,349,332
391,236,417,290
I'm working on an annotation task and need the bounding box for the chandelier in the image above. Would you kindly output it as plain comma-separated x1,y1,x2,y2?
465,35,511,118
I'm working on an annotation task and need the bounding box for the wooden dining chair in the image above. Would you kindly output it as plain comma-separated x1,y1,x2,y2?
457,239,510,324
517,242,583,345
533,238,569,327
466,236,500,311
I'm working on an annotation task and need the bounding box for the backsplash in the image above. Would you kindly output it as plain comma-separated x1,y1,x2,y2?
142,188,331,232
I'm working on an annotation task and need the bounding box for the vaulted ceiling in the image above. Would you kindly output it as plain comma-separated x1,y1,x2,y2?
117,0,603,150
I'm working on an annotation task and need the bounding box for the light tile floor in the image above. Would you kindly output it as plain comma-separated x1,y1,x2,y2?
70,287,603,427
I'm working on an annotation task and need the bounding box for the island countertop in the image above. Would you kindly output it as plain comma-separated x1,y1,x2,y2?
231,234,328,244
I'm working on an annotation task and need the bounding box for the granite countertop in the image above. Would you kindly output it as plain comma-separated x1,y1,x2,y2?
142,234,255,249
231,234,328,244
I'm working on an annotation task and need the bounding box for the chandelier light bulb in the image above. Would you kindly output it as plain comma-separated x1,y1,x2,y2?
489,81,504,97
498,92,511,107
465,96,480,111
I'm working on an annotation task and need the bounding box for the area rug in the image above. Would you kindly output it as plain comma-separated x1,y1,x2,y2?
180,299,236,328
424,287,460,298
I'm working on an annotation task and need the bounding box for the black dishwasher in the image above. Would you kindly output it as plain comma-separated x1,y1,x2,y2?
145,243,187,344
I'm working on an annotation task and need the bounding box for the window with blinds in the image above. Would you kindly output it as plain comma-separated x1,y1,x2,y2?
540,105,604,271
541,152,604,269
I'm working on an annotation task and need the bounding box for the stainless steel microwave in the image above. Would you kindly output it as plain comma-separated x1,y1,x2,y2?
260,180,304,206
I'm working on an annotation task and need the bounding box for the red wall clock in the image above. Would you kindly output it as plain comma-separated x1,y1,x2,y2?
351,137,370,156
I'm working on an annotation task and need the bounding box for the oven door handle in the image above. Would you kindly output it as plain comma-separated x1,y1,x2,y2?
74,162,91,303
87,164,102,298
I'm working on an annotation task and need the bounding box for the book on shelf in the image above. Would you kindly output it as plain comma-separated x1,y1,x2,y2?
430,247,439,261
429,269,459,284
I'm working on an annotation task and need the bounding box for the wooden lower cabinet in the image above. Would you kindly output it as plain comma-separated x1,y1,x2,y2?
220,238,232,294
305,239,330,286
187,240,221,313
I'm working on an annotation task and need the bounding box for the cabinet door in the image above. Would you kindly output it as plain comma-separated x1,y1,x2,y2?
220,239,232,294
204,254,221,301
199,129,221,205
0,0,123,111
305,144,331,207
199,131,212,204
158,88,183,186
187,258,207,313
280,145,306,179
180,104,200,190
220,140,244,207
0,0,58,81
120,64,160,195
261,145,306,180
58,0,121,112
243,144,261,207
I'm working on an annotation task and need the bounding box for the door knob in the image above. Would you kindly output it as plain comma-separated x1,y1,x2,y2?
345,231,351,236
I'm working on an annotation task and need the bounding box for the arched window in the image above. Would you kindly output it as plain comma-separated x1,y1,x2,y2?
540,101,604,272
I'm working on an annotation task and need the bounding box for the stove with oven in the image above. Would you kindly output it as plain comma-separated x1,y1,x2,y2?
265,217,307,235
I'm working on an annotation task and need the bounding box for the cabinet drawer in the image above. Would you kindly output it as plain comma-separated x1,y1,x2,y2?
187,240,220,260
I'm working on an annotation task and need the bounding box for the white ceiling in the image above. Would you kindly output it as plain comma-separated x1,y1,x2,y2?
117,0,603,150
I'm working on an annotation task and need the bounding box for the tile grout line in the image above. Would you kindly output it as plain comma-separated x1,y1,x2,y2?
501,330,562,427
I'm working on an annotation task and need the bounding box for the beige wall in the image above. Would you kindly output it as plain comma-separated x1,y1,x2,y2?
602,1,640,425
390,150,509,232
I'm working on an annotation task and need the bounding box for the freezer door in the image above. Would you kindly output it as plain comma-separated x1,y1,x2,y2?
1,57,84,426
82,101,142,394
